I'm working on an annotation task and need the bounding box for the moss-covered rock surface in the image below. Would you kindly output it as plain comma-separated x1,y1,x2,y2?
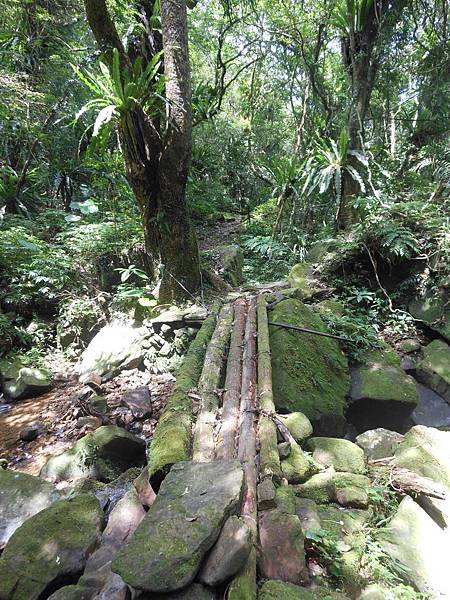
0,494,103,600
112,459,244,593
40,425,146,483
306,437,366,474
259,580,349,600
416,339,450,402
269,299,350,434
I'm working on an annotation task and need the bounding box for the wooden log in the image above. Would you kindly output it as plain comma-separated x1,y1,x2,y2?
257,295,282,483
216,298,248,460
192,303,234,462
228,297,258,600
390,466,448,500
148,305,219,480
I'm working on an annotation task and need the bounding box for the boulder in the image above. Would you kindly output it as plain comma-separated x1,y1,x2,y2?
278,441,292,459
281,441,320,484
393,425,450,489
77,321,149,382
2,361,52,401
416,339,450,402
333,473,370,509
411,382,450,428
19,422,42,441
258,510,309,585
112,460,244,593
0,469,60,549
0,494,103,600
287,263,319,300
314,299,344,317
348,352,419,432
294,467,336,504
378,495,450,597
270,299,350,435
41,425,146,483
121,386,152,420
355,428,404,461
139,584,215,600
220,244,244,286
198,516,251,586
306,437,366,474
278,412,313,443
258,478,277,511
259,580,349,600
399,338,421,353
409,293,450,342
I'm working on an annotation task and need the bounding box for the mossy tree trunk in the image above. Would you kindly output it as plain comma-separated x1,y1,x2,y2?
84,0,199,302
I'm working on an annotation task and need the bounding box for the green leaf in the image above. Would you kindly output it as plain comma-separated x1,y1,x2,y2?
138,297,157,307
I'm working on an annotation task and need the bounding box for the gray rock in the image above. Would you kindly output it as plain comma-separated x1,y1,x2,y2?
416,339,450,402
78,321,150,382
333,472,370,509
76,415,103,430
3,364,52,400
278,441,292,460
393,425,450,489
139,583,215,600
121,386,151,420
112,459,244,592
379,496,450,598
355,428,404,461
409,294,450,342
258,477,277,511
0,494,103,600
40,425,146,483
199,515,251,586
19,422,42,441
0,469,60,549
220,244,244,286
411,383,450,428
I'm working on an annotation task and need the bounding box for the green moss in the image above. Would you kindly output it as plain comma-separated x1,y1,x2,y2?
275,484,297,514
314,300,344,317
360,343,401,368
409,295,450,342
420,339,450,385
270,299,350,424
228,549,257,600
357,365,419,404
306,437,367,474
259,580,349,600
279,412,313,443
294,467,336,504
399,339,421,353
281,441,320,484
148,307,219,477
333,473,370,509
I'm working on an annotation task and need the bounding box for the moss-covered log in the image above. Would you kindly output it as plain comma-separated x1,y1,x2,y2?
216,298,248,460
192,303,234,462
257,295,282,483
228,298,258,600
148,305,219,479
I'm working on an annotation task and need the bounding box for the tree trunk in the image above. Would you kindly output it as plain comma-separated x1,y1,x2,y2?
84,0,200,302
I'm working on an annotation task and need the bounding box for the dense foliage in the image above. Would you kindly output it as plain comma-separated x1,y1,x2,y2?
0,0,448,362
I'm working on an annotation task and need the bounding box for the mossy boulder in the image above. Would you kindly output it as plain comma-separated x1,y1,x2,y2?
287,264,321,299
220,244,244,286
278,412,313,443
259,580,349,600
314,299,344,317
112,460,244,593
1,358,52,401
399,339,421,353
393,425,450,489
306,437,367,474
378,495,450,597
348,355,419,433
0,469,60,549
275,484,297,514
416,339,450,402
40,425,146,483
409,293,450,342
294,467,336,504
270,299,350,435
333,473,370,509
0,494,103,600
281,441,320,484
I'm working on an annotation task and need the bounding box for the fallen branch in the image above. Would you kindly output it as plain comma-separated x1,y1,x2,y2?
216,299,248,460
257,295,282,483
192,304,234,462
268,321,353,342
390,467,448,500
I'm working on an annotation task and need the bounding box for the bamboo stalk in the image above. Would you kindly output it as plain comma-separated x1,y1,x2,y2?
228,298,258,600
257,295,282,483
148,305,219,479
192,304,234,462
216,298,248,460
